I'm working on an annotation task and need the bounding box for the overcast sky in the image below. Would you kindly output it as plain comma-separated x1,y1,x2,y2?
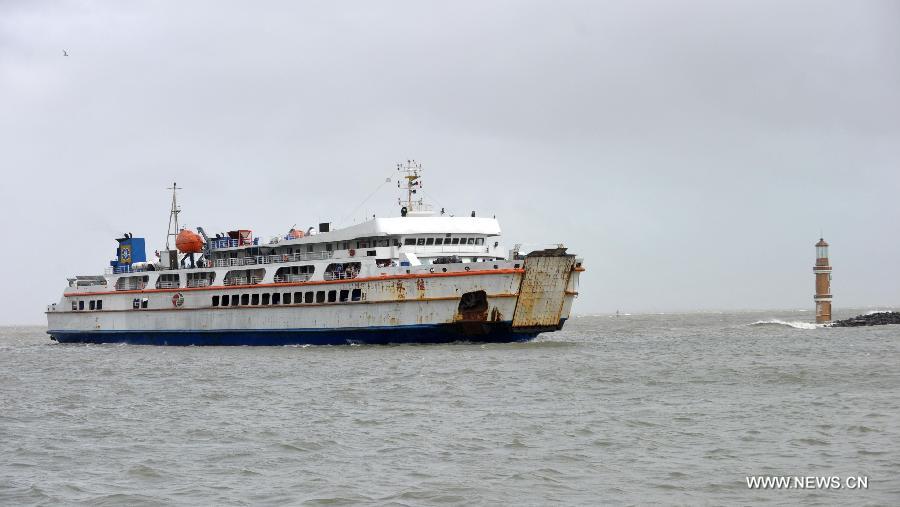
1,0,898,324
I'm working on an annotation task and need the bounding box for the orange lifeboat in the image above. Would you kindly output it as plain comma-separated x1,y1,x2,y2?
176,229,204,254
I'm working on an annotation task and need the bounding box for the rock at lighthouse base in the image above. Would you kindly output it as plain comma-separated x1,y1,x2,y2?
829,312,900,327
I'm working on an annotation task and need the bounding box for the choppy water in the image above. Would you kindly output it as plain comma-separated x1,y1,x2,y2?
2,310,899,505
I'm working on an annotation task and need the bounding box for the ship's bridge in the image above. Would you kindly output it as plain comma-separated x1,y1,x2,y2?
272,216,504,263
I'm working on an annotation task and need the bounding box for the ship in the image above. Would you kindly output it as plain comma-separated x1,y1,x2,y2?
46,162,583,346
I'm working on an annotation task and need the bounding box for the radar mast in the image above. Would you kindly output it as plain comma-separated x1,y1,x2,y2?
396,160,433,216
165,182,182,250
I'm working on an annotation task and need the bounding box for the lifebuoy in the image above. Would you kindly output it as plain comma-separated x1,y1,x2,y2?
349,249,356,257
172,293,184,307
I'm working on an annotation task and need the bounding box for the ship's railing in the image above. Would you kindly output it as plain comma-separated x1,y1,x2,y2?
222,276,263,286
107,265,153,274
116,281,146,291
209,237,260,249
323,271,358,281
186,279,212,288
157,281,180,289
213,251,332,268
273,274,313,283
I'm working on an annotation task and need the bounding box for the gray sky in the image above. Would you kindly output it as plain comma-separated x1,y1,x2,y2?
2,0,899,324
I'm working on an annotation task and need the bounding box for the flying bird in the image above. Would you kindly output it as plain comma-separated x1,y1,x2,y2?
62,50,68,56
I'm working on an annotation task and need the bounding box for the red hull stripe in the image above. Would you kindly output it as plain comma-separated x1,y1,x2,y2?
48,293,522,315
64,268,525,298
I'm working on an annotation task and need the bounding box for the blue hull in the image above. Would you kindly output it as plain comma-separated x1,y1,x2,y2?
47,321,559,346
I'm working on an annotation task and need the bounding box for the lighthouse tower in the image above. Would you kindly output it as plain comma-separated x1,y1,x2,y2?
813,238,832,323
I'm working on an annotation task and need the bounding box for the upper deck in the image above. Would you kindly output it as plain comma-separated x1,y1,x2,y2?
66,162,517,292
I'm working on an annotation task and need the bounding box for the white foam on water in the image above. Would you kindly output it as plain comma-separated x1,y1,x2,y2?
750,319,822,330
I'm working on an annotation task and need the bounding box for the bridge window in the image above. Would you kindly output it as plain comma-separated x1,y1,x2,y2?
404,238,415,246
339,289,349,302
451,238,460,245
96,300,102,310
351,288,361,301
241,294,249,305
476,238,484,245
262,293,270,305
294,291,303,303
426,238,434,245
316,291,325,303
222,295,229,306
133,298,140,309
417,238,425,246
231,296,238,306
328,290,337,303
72,301,77,311
272,293,280,305
435,238,443,245
305,291,314,304
141,298,148,309
252,294,260,305
89,301,95,310
212,295,220,307
280,293,288,304
467,238,475,245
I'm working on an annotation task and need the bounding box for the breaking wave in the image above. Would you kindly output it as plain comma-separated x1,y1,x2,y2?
750,319,822,330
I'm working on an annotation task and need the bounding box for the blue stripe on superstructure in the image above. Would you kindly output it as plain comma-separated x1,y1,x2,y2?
46,320,563,346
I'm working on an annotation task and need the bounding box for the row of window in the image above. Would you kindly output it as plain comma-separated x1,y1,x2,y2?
211,288,364,307
404,237,485,246
71,299,103,311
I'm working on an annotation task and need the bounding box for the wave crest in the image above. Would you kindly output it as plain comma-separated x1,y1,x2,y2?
750,319,822,330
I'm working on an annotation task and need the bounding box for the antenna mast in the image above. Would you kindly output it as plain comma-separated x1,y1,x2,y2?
165,182,182,250
397,160,425,214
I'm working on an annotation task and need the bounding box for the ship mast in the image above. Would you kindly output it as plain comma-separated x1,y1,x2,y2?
397,160,426,215
165,182,181,250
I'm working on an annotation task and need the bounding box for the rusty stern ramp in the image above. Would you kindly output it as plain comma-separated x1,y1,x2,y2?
511,247,577,334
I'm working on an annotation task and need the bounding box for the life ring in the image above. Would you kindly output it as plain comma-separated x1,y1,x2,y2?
349,249,356,257
172,293,184,307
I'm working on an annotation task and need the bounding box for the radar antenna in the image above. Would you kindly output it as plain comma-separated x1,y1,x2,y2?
396,160,430,216
165,182,182,250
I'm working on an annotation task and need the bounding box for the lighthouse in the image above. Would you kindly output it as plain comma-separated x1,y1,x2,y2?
813,238,832,323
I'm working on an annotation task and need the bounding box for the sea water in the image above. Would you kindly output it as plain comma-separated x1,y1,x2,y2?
1,309,898,505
